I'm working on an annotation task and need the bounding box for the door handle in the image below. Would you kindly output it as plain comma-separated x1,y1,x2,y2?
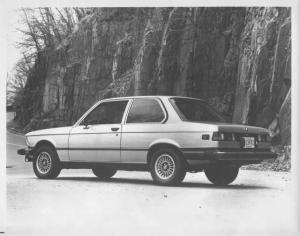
111,127,119,132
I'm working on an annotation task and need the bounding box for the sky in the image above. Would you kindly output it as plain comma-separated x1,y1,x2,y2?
6,8,24,74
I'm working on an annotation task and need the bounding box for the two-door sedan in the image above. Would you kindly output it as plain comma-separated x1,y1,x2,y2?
18,96,276,185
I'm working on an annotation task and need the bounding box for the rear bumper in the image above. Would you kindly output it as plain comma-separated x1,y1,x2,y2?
183,148,277,166
17,147,34,162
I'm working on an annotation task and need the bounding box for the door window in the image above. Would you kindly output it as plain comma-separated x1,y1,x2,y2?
126,99,165,123
82,100,128,125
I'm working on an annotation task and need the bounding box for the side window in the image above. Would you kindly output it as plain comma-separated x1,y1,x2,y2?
126,99,165,123
82,100,128,125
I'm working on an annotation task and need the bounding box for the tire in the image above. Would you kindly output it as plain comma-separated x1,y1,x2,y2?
204,164,239,186
150,148,186,186
178,170,187,183
33,145,61,179
92,166,117,179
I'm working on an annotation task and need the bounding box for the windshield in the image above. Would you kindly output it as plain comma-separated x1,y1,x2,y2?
170,98,225,122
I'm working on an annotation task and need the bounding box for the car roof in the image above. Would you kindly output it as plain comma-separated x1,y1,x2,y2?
101,95,205,101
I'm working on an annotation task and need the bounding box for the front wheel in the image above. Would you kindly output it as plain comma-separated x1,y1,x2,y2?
92,166,117,179
150,148,186,186
204,164,239,186
33,146,61,179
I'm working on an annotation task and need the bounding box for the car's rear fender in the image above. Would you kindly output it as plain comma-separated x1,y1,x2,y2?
147,139,188,167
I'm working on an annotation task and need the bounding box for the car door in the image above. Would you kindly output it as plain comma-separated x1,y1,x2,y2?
68,100,129,162
121,98,167,163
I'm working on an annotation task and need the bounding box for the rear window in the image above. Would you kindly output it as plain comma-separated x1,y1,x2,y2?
126,99,165,123
170,98,225,122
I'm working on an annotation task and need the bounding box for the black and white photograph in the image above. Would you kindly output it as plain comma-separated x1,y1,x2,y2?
1,0,299,235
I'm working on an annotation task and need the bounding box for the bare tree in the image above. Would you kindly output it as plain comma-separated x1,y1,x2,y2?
7,55,31,106
9,7,87,107
16,8,86,55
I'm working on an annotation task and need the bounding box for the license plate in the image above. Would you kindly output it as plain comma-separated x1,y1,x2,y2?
242,137,255,148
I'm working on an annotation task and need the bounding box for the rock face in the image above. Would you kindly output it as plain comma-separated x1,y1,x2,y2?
232,8,291,145
18,7,291,145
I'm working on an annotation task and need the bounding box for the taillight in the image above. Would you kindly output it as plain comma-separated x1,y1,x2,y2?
212,132,225,141
212,132,235,141
258,135,262,142
258,133,271,142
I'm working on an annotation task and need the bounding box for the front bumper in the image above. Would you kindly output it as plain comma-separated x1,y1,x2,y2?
183,148,277,166
17,147,34,162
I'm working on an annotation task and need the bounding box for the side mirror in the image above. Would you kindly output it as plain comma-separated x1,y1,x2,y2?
82,119,88,127
82,118,97,127
82,119,91,129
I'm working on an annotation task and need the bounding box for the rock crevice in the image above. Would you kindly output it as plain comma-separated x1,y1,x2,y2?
18,7,291,145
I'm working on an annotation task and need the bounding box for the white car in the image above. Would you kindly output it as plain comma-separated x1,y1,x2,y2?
18,96,276,185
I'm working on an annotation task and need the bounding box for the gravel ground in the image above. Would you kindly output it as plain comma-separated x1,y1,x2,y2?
6,167,297,236
5,113,298,236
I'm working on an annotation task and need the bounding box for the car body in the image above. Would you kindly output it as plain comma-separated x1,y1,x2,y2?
18,96,276,185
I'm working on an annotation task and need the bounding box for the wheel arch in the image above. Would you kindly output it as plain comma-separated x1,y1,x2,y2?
33,139,57,154
32,139,61,179
147,141,187,167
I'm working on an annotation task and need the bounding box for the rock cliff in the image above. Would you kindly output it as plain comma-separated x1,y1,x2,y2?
18,7,291,145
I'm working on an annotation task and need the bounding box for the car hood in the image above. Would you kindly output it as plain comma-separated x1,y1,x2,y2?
26,126,72,136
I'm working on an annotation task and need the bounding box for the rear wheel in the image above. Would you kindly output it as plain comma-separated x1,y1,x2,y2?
204,164,239,186
92,166,117,179
33,146,61,179
150,148,186,186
